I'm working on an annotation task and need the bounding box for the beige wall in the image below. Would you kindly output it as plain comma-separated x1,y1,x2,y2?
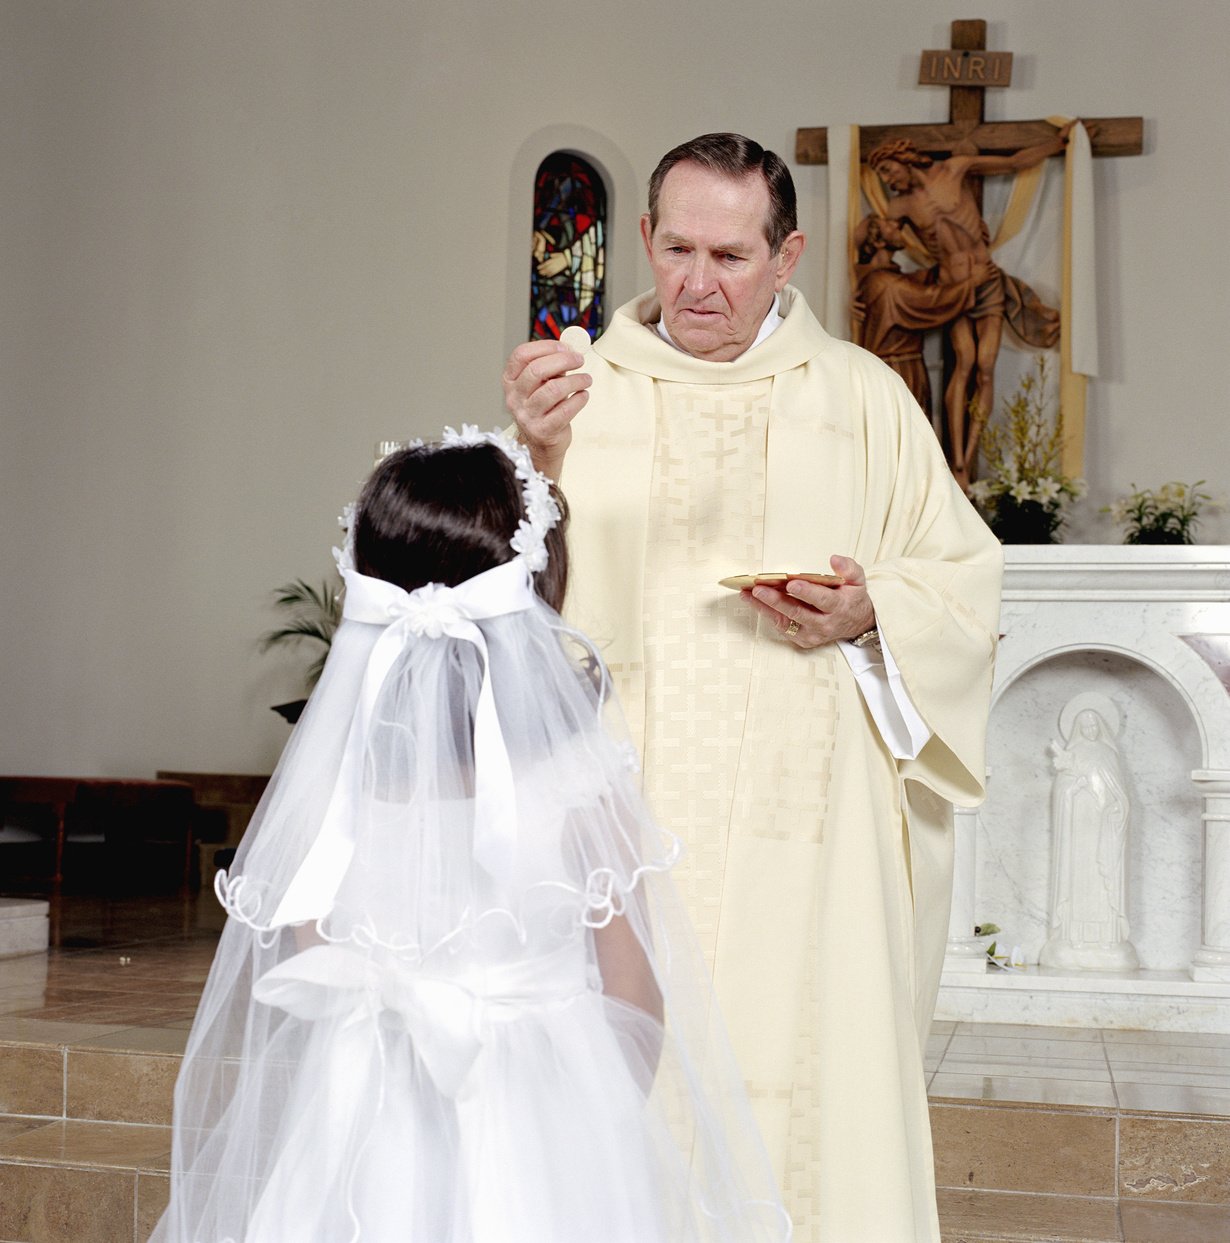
2,1,1227,777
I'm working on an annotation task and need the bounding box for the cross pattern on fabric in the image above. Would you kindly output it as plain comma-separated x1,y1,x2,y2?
642,382,770,962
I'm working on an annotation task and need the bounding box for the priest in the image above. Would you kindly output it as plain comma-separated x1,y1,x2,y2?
503,132,1003,1243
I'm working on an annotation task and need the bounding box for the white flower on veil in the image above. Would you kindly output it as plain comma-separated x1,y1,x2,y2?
401,585,464,639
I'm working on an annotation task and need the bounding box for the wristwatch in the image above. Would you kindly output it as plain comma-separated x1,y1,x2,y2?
852,627,882,654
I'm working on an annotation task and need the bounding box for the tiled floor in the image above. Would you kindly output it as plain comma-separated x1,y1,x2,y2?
926,1019,1230,1117
3,893,1230,1243
5,892,1229,1111
0,894,219,1046
0,895,218,1242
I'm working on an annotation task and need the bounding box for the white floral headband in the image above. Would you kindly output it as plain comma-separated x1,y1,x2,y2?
335,425,562,575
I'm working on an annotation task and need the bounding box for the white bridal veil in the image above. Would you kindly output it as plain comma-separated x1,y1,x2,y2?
153,429,790,1243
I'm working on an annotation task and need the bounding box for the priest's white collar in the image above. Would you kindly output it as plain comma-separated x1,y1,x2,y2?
594,286,833,384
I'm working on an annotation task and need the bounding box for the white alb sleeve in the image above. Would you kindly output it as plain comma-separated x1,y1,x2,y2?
838,632,931,760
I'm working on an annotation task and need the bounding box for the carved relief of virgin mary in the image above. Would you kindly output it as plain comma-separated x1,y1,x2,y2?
1040,693,1138,972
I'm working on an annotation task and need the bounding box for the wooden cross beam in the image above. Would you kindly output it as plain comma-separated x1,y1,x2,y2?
796,20,1143,167
795,20,1144,484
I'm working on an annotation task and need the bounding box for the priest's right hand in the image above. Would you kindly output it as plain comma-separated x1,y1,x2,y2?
502,340,592,481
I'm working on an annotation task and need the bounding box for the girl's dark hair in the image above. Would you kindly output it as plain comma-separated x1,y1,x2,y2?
353,442,569,611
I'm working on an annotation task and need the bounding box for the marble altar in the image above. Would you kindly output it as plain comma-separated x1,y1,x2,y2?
937,545,1230,1032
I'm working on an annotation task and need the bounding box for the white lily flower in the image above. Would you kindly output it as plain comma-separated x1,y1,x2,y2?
1034,478,1062,505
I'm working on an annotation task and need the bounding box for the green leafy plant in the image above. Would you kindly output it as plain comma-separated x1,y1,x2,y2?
974,922,1003,964
260,578,342,692
1105,481,1219,545
968,356,1085,543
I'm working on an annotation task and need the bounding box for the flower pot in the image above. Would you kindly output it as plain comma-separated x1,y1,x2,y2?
271,699,307,725
1125,528,1192,545
989,498,1064,545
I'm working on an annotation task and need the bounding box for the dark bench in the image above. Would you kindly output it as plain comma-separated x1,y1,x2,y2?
0,776,196,890
154,771,270,876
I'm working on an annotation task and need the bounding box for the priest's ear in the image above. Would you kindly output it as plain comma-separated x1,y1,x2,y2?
639,212,654,262
774,231,806,290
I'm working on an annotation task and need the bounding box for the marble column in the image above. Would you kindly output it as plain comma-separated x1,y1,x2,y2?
944,803,987,975
1190,771,1230,983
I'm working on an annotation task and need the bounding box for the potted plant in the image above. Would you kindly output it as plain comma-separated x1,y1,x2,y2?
1105,481,1220,545
967,356,1085,544
260,577,342,723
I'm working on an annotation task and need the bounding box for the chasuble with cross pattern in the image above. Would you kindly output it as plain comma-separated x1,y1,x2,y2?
560,285,1002,1241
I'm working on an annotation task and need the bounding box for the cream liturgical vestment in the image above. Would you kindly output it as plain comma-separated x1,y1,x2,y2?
561,286,1003,1243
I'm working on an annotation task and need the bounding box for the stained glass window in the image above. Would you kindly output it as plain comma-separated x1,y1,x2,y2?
530,152,607,341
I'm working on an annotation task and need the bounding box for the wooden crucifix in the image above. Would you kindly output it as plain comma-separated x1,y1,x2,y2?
796,19,1143,484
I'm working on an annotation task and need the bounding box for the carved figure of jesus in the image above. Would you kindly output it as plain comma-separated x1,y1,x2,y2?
853,215,976,418
868,124,1072,486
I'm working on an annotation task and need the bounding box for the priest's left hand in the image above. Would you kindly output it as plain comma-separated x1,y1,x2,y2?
745,554,876,649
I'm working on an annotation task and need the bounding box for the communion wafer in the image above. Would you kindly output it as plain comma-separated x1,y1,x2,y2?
559,326,592,358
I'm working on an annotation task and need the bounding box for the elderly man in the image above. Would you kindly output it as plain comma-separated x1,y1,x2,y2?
504,133,1002,1243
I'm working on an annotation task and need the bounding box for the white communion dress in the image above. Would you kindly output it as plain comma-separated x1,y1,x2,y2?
151,555,790,1243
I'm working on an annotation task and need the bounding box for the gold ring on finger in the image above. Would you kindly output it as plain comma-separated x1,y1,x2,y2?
786,619,801,638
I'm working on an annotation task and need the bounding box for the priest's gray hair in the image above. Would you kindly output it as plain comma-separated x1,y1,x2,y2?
647,132,798,254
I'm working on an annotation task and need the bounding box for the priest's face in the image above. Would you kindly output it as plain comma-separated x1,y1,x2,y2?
640,162,804,362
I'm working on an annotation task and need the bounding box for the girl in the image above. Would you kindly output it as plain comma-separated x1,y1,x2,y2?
152,427,789,1242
